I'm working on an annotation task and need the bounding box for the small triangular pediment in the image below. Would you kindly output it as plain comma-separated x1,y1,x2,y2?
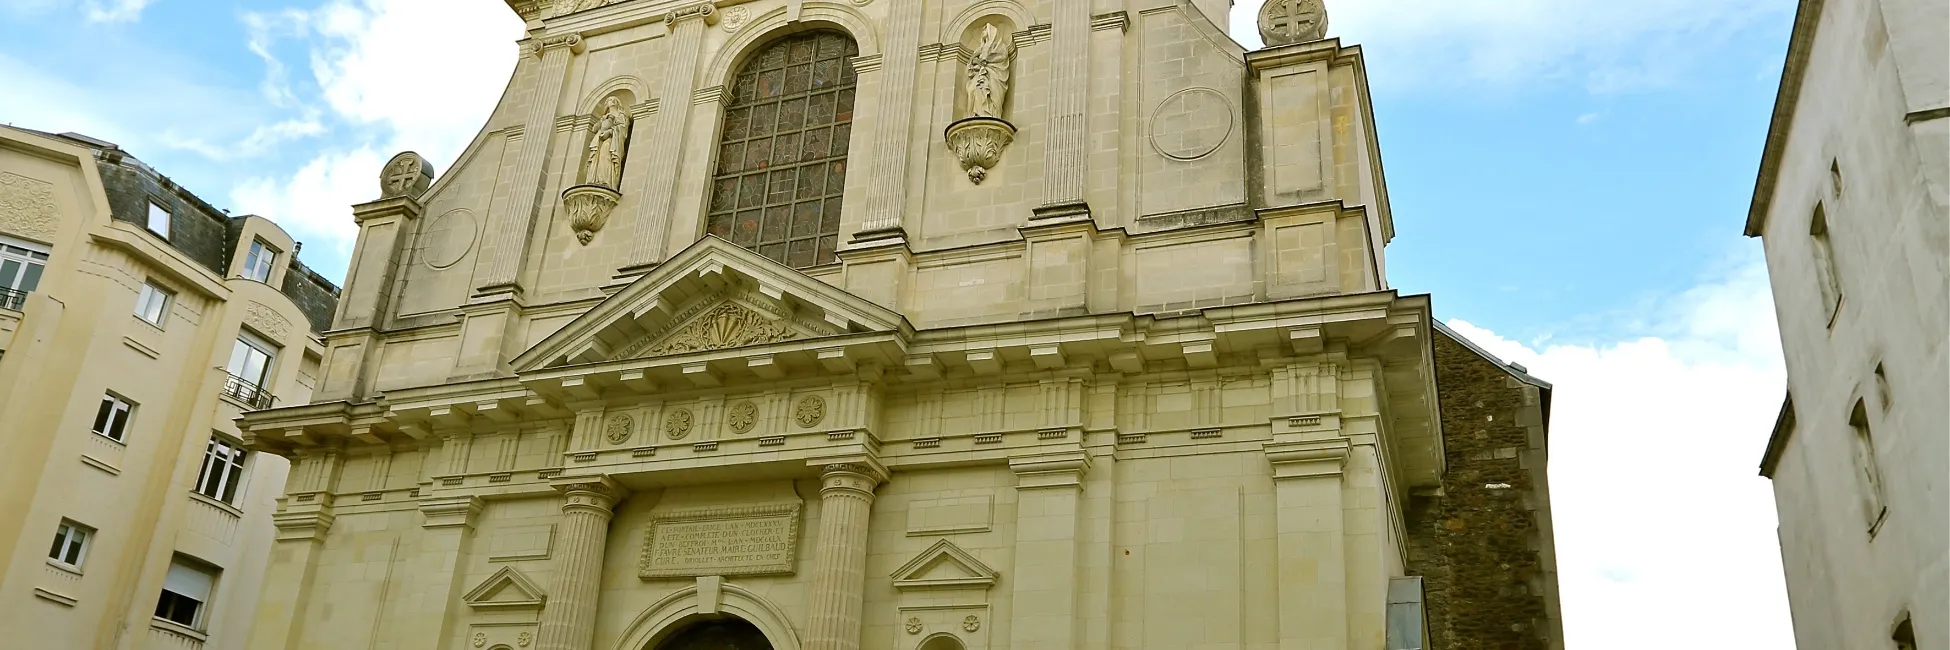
463,566,547,610
891,539,999,591
514,237,910,370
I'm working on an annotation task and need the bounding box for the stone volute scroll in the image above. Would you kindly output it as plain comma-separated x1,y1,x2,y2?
945,22,1017,184
380,151,433,200
1258,0,1329,46
562,95,632,245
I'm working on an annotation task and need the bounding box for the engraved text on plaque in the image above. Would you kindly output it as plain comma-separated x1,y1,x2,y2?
638,503,802,578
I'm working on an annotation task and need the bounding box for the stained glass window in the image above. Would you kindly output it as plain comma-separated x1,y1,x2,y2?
706,30,857,268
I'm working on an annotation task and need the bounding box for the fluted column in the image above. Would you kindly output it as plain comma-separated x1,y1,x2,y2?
1037,0,1091,218
478,32,582,295
620,3,715,275
535,477,627,650
852,0,926,241
804,462,885,650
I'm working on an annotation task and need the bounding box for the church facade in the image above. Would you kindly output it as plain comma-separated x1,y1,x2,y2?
239,0,1564,649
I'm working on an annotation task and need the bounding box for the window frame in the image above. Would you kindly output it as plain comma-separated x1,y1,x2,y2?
134,280,173,327
92,392,135,443
146,200,172,239
155,556,218,630
0,235,51,302
226,330,279,389
194,435,249,505
703,30,860,269
46,519,93,571
1848,399,1888,535
1809,203,1843,327
241,239,277,283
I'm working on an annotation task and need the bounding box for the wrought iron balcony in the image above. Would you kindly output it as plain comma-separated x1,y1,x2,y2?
220,373,276,410
0,287,26,311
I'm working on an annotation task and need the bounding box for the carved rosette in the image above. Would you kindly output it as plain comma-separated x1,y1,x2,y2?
561,184,621,245
944,117,1016,184
605,413,635,445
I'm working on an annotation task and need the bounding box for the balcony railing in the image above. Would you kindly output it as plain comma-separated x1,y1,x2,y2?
220,373,276,410
0,288,25,311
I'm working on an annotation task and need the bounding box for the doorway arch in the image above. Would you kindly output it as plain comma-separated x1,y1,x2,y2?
655,617,772,649
610,582,801,650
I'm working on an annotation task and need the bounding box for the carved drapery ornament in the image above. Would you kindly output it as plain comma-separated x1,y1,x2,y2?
243,301,293,341
643,302,799,357
562,96,630,245
965,23,1013,119
946,22,1017,184
0,171,60,241
1257,0,1329,46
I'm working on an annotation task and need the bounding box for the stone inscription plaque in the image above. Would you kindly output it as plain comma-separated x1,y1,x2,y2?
639,503,801,579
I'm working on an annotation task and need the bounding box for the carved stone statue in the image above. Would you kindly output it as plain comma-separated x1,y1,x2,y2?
1258,0,1329,46
583,97,632,189
965,23,1013,119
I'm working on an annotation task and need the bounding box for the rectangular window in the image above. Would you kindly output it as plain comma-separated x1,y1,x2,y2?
195,436,248,504
134,281,172,326
226,332,277,388
46,520,92,569
241,239,276,283
92,393,134,442
155,558,217,629
147,201,171,238
1810,204,1843,325
0,236,50,309
1849,400,1887,533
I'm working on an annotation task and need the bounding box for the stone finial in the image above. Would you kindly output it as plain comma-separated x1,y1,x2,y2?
380,151,433,200
1257,0,1329,46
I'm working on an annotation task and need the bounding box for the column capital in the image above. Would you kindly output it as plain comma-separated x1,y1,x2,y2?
814,458,888,496
1265,438,1350,480
553,475,629,514
1009,449,1090,490
664,2,716,26
526,32,584,58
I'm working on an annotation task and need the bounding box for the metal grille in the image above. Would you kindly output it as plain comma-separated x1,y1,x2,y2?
0,287,24,311
220,372,276,410
704,30,858,268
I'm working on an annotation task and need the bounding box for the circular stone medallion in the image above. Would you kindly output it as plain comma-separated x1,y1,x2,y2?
726,401,758,434
664,408,695,440
1147,87,1234,161
794,395,827,428
605,413,634,445
423,209,479,270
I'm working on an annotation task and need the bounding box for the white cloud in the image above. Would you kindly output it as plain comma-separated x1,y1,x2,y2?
230,0,522,277
1446,251,1795,648
1576,112,1601,124
1228,0,1786,92
84,0,153,22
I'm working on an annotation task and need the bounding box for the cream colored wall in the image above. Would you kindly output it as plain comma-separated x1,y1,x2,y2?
1757,0,1948,648
0,126,327,650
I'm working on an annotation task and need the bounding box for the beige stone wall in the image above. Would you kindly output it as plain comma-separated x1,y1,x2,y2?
0,126,330,649
1754,0,1948,648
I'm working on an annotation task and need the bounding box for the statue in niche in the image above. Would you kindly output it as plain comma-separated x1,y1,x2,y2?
582,96,632,189
965,23,1013,119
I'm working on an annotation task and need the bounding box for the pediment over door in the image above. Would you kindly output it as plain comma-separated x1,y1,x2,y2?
514,237,911,371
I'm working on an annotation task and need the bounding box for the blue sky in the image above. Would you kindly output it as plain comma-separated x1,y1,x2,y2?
1,0,1800,646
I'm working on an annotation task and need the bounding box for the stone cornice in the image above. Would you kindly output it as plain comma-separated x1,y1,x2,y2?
1265,438,1351,480
1745,0,1825,237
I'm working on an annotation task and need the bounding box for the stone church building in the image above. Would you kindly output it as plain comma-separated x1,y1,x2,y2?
239,0,1564,648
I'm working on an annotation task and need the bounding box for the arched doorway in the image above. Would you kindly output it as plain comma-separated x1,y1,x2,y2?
654,617,773,650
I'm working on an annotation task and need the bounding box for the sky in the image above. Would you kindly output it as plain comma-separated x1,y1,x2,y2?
0,0,1798,646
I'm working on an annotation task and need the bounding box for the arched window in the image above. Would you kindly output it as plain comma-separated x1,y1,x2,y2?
705,30,859,268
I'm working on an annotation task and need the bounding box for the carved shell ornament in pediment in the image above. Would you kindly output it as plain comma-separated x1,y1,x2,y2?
644,301,800,357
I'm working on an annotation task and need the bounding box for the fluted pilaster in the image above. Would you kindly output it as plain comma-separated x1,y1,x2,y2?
803,463,884,650
534,477,627,650
620,4,714,274
1040,0,1091,212
853,0,926,241
478,32,582,295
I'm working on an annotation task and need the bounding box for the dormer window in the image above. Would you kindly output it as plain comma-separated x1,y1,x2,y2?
147,201,171,239
242,239,277,283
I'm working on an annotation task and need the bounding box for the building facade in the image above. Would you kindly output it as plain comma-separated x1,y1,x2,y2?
239,0,1561,649
1750,0,1947,648
0,125,340,649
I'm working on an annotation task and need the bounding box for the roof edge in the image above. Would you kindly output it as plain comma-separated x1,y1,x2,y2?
1745,0,1826,237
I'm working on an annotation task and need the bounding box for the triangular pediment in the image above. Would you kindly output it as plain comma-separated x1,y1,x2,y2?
890,539,999,591
515,237,910,370
462,566,547,610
